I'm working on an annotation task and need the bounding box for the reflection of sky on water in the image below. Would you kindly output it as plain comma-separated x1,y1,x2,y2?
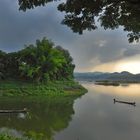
55,83,140,140
0,127,24,139
87,83,140,98
17,113,27,119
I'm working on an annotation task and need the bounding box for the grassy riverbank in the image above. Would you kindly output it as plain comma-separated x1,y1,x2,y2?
0,80,87,97
0,80,87,140
0,88,82,140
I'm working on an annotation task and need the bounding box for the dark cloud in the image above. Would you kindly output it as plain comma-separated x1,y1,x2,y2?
123,47,140,57
0,0,140,72
0,0,75,52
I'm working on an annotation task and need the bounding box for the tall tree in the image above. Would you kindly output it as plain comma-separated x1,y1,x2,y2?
0,38,75,82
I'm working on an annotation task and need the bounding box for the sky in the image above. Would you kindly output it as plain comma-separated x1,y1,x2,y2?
0,0,140,74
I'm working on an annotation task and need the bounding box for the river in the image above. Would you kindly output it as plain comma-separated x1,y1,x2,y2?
0,0,140,139
1,82,140,140
54,82,140,140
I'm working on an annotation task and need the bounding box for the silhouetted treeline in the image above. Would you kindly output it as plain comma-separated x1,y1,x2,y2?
0,38,75,82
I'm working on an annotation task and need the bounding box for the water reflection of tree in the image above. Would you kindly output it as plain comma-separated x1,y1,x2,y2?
18,0,140,43
0,96,77,140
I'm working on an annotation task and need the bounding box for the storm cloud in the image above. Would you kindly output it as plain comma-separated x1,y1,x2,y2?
0,0,140,72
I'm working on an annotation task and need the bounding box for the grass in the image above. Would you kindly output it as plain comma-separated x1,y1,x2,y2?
0,80,87,97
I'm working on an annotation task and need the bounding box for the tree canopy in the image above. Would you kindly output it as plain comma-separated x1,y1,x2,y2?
0,38,75,82
58,0,140,43
18,0,140,43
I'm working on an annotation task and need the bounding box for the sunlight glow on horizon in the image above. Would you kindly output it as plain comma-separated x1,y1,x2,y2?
91,55,140,74
115,61,140,74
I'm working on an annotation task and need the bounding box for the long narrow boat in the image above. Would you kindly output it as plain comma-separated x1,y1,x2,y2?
113,99,136,106
0,108,27,113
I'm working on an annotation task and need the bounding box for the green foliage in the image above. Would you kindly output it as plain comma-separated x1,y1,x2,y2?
0,80,87,97
0,37,75,82
0,134,24,140
0,50,6,80
0,89,86,140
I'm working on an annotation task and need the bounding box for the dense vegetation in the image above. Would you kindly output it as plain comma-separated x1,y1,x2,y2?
0,80,87,96
0,38,75,82
0,38,87,140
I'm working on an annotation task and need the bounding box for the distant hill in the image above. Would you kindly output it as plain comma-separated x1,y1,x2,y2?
74,71,140,82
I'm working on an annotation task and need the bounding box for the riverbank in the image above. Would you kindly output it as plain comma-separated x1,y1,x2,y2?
0,80,87,140
0,80,87,97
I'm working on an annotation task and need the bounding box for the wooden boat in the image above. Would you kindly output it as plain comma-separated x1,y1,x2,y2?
113,99,136,106
0,108,27,113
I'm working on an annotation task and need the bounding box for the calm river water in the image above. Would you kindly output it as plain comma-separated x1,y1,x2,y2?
1,82,140,140
0,0,140,139
55,82,140,140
